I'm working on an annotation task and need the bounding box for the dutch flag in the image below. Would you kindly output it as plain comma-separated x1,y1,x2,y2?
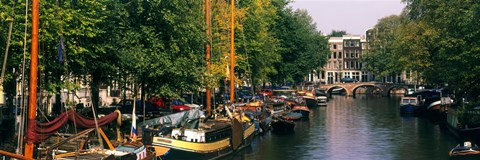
130,101,137,141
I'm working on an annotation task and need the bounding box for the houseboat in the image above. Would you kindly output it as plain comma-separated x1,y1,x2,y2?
141,108,255,160
399,96,419,114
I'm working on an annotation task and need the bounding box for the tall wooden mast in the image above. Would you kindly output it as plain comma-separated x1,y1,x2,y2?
229,0,235,103
24,0,39,158
205,0,211,115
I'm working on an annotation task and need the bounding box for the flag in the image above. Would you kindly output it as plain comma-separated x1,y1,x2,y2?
57,37,64,63
130,100,137,142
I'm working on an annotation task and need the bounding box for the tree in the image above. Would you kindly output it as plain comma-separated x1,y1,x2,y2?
272,6,329,85
362,15,405,80
328,30,347,37
402,0,480,98
237,0,281,90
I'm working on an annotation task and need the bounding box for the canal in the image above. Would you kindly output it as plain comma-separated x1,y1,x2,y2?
225,95,460,160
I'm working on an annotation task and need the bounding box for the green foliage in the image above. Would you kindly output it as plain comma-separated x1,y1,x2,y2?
0,0,330,107
237,0,281,86
365,0,480,99
400,0,480,98
271,6,328,85
363,15,404,78
328,30,347,37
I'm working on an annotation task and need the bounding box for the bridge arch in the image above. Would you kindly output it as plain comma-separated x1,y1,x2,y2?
352,84,383,98
326,86,349,97
386,85,409,97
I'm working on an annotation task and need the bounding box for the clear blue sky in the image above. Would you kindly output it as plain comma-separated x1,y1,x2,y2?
290,0,406,35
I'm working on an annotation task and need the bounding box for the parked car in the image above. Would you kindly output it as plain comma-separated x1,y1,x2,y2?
170,100,191,112
116,99,159,115
149,96,172,111
340,77,358,83
238,90,260,100
258,89,273,96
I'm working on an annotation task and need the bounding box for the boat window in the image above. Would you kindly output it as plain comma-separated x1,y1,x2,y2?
402,99,410,104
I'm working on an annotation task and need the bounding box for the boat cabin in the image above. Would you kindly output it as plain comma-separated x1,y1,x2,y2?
400,97,418,106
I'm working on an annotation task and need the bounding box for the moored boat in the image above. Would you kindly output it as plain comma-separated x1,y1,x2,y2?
409,89,441,116
315,89,328,106
445,105,480,143
141,108,255,160
303,96,318,109
449,141,480,160
283,112,303,121
399,96,419,114
291,106,310,118
426,97,451,122
271,117,295,133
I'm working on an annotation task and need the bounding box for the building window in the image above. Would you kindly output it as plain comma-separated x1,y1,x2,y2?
339,52,342,58
333,44,337,49
345,61,348,69
333,52,337,59
350,52,354,58
350,61,354,69
328,72,333,84
353,72,360,81
355,50,359,58
356,61,360,69
345,72,351,78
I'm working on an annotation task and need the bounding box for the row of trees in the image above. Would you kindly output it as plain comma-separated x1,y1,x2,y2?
363,0,480,99
0,0,328,111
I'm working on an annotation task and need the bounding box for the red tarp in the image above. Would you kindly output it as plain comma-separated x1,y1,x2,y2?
26,110,119,143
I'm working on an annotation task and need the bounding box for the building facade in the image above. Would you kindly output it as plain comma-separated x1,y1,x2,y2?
318,35,371,84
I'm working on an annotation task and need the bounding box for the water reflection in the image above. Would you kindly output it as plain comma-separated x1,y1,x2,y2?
224,95,459,160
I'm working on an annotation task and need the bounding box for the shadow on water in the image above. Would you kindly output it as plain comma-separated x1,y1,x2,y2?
221,95,460,160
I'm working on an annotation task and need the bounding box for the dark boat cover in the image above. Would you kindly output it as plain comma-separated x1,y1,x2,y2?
141,109,204,129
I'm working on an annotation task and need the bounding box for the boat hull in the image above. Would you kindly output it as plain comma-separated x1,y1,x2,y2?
400,104,417,114
304,97,318,109
316,96,328,106
292,110,310,118
147,123,255,160
271,119,295,133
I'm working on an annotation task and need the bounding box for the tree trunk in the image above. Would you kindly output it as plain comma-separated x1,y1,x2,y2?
141,75,145,122
91,71,100,113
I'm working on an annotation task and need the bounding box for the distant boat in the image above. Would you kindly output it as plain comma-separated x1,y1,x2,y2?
331,88,344,95
283,112,303,121
408,89,441,116
399,96,419,114
315,89,328,106
426,97,451,122
240,101,272,135
291,106,310,118
449,141,480,160
303,96,318,109
271,117,295,133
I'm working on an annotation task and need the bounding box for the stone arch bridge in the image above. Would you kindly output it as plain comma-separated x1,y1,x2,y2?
319,82,415,97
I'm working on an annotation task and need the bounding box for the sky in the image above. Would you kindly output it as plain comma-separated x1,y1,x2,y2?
289,0,406,35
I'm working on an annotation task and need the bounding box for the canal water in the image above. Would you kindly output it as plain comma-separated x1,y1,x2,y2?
225,95,460,160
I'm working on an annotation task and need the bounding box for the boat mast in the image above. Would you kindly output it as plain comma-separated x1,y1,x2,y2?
25,0,39,158
16,0,29,155
205,0,211,115
229,0,235,103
